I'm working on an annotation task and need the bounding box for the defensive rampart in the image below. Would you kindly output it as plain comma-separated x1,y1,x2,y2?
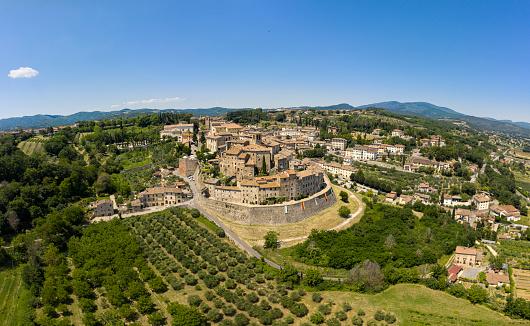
196,170,337,225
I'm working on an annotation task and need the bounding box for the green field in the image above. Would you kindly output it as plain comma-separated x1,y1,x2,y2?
320,284,528,326
17,141,45,156
0,266,36,326
122,158,153,170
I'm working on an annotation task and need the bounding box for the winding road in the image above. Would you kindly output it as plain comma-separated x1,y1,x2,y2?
183,169,362,280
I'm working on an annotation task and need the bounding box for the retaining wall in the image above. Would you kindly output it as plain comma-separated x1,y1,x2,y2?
197,172,337,225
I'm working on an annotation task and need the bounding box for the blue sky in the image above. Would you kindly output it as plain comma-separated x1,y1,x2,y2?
1,1,529,121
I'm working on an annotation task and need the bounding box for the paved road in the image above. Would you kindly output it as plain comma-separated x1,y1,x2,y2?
184,169,346,280
182,170,282,270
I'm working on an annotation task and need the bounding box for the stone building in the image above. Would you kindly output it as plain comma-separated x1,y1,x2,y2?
331,138,348,151
207,168,324,205
219,145,272,180
93,199,114,217
454,246,480,267
138,186,183,207
178,156,199,176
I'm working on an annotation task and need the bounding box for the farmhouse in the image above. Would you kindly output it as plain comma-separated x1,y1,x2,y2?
454,246,481,267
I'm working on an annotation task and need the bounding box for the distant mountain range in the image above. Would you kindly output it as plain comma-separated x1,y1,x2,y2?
1,102,529,135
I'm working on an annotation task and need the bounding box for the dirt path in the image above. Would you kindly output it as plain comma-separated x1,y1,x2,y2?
280,191,364,244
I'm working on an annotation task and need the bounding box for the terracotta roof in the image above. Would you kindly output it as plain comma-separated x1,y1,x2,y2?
455,246,477,256
225,147,242,155
486,273,509,285
239,180,259,187
448,265,462,275
297,170,316,178
259,182,280,189
501,205,519,213
473,194,490,203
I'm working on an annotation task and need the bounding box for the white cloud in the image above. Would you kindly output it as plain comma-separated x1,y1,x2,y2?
124,96,185,106
8,67,39,79
110,104,120,108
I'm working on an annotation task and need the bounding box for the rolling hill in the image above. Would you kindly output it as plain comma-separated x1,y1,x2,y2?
1,101,529,136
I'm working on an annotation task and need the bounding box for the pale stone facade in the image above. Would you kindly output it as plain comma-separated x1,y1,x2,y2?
139,186,183,207
93,199,114,217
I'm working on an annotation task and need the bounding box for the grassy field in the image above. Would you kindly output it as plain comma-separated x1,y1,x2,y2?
17,140,45,156
317,284,528,326
0,266,36,326
208,185,363,247
122,158,153,170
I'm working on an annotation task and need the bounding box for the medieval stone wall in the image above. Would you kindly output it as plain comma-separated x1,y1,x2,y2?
196,170,337,225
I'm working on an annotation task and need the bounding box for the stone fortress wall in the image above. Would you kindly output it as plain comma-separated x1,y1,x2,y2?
195,169,337,225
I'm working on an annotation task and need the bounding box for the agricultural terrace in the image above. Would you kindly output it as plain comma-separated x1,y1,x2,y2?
0,267,36,326
17,139,45,156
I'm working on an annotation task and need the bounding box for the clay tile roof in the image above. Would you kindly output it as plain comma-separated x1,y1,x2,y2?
473,194,490,202
501,205,519,213
297,170,315,178
225,147,242,155
259,182,280,188
448,265,462,275
240,180,259,186
486,273,510,284
455,246,477,256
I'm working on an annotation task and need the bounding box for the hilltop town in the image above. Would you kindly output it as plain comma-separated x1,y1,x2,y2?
3,107,530,325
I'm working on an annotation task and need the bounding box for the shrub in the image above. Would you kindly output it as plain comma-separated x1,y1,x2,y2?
259,311,274,325
374,310,385,321
199,301,211,313
312,292,323,303
318,304,332,315
385,312,397,324
222,304,237,316
78,298,97,313
310,312,325,325
225,278,237,289
326,318,340,326
147,311,166,326
341,302,351,312
289,303,309,318
184,274,198,285
284,315,294,324
357,308,365,316
119,305,137,321
213,297,224,309
234,312,250,326
271,307,284,319
188,295,202,307
207,308,223,322
205,290,215,301
351,315,363,326
216,227,226,237
335,310,347,321
148,276,167,293
246,292,260,303
136,296,154,315
204,275,220,289
366,320,377,326
219,320,235,326
290,291,300,302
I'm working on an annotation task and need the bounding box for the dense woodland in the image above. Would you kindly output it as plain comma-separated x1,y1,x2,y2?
292,202,475,270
